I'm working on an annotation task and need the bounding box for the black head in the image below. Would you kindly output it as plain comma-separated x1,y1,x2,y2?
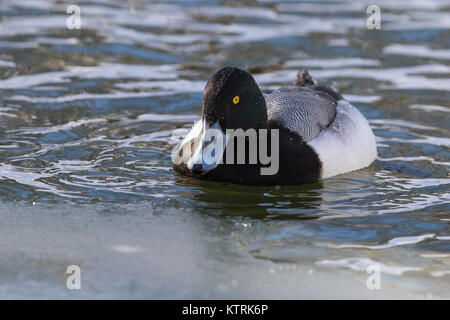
202,67,267,131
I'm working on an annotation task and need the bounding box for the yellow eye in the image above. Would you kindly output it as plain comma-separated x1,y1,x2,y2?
233,96,240,105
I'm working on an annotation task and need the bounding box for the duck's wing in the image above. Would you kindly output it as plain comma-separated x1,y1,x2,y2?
265,85,339,143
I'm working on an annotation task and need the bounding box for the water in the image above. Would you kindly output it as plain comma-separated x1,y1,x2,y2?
0,0,449,299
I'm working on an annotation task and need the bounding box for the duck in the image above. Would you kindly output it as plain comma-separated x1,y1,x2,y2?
172,67,377,185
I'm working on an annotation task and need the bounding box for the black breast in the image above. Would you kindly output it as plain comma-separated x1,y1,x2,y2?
198,126,322,185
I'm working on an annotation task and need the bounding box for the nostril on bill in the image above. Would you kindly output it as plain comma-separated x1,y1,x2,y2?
191,163,203,174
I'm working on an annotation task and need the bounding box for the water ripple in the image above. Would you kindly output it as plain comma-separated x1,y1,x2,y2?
0,0,449,298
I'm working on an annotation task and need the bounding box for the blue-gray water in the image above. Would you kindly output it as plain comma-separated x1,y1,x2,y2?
0,0,449,299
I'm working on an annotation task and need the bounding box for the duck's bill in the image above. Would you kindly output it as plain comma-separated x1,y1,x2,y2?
186,120,228,174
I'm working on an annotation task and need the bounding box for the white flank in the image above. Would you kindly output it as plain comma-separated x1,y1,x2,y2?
308,100,377,179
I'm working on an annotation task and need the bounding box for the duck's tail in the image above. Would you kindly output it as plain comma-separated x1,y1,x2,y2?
293,68,316,86
294,68,343,101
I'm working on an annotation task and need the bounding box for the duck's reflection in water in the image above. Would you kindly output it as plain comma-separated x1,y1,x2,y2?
175,175,324,220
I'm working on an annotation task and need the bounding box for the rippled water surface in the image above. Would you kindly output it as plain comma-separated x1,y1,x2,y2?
0,0,449,298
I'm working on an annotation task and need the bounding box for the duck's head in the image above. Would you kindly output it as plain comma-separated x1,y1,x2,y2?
203,67,267,131
184,67,268,174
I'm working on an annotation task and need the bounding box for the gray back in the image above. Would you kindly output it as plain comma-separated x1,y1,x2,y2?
264,86,337,142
